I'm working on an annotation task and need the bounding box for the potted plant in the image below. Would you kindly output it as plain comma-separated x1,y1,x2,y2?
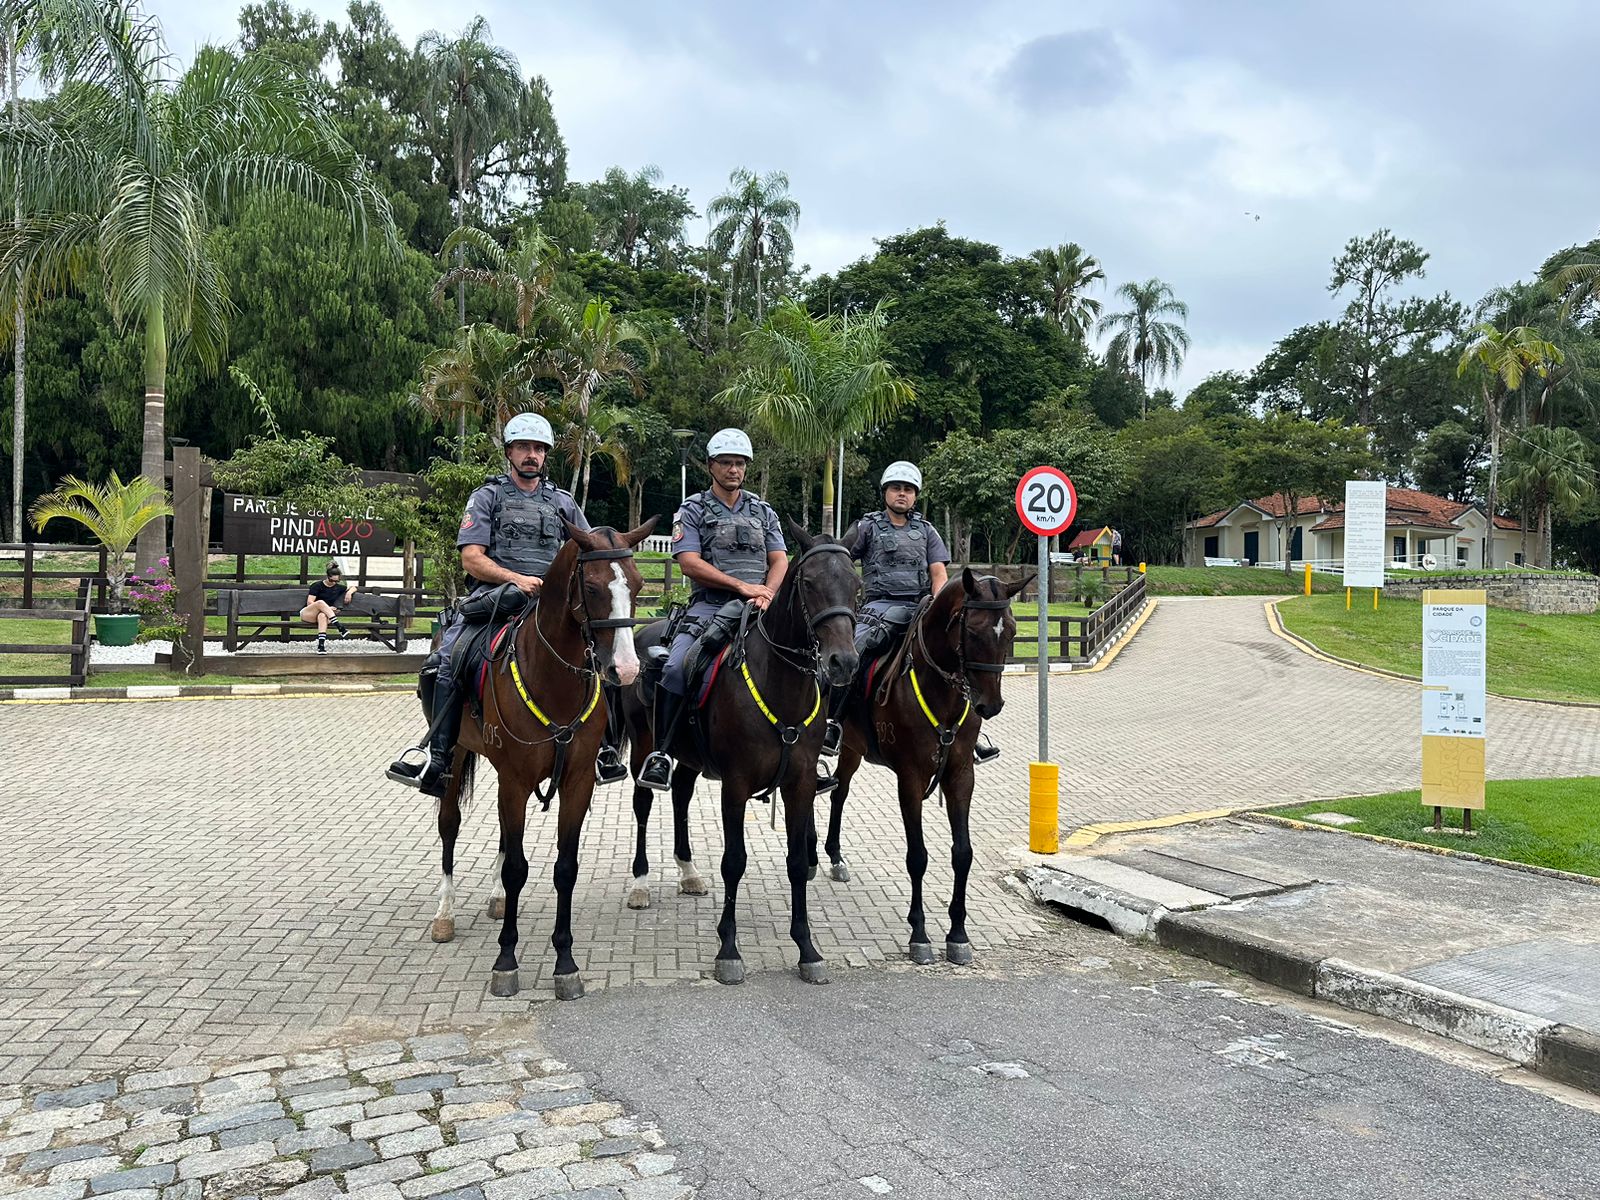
29,472,174,646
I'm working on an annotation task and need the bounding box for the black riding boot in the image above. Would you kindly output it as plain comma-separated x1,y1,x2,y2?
974,733,1001,765
595,683,628,784
638,689,685,792
820,685,850,758
386,667,461,795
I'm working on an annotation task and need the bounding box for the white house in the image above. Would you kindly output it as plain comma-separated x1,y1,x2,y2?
1185,488,1520,569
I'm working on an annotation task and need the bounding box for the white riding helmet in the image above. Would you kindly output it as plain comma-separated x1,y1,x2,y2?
706,427,754,461
880,461,923,492
502,412,554,449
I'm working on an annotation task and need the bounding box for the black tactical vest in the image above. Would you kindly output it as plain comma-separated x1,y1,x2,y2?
485,478,566,579
691,492,772,604
862,511,931,602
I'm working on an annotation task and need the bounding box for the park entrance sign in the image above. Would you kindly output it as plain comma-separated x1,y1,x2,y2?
1343,480,1387,588
1015,466,1076,855
221,494,396,558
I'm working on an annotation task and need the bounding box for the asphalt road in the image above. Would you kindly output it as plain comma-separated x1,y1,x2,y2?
535,909,1600,1200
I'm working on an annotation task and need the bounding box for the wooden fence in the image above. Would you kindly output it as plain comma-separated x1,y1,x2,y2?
0,578,92,686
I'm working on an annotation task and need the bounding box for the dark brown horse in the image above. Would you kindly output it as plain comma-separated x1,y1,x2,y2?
619,523,860,984
430,519,657,1000
817,568,1029,964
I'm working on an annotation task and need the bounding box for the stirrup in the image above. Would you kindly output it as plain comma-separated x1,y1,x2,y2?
595,745,629,785
385,745,430,787
815,772,838,795
820,720,842,758
638,751,673,793
974,737,1001,765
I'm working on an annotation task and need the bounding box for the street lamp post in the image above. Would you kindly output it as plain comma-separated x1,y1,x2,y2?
671,429,695,506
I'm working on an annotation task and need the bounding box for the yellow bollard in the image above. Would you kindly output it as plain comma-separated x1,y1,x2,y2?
1303,562,1312,597
1138,561,1146,574
1373,587,1379,611
1029,762,1059,854
1346,587,1352,611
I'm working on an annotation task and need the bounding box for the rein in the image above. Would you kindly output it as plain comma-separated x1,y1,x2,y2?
739,541,853,808
901,582,1012,800
489,541,636,809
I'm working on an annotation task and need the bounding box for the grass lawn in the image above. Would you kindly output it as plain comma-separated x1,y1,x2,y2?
84,667,415,688
1277,593,1600,703
1144,565,1342,596
1271,777,1600,876
0,616,76,678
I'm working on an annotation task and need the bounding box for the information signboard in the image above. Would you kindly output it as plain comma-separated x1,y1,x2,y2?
1343,480,1387,588
221,494,396,558
1421,589,1487,811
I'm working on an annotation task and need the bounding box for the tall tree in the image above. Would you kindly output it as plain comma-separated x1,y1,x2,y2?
718,298,912,534
578,164,695,269
707,168,799,321
0,6,394,569
1328,229,1462,428
434,221,555,337
1230,413,1374,576
1456,323,1562,567
1501,424,1595,567
412,321,523,436
1030,241,1103,343
1101,278,1189,416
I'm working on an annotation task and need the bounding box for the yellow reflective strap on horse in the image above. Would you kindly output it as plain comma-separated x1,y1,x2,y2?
909,667,969,731
509,653,600,729
740,660,822,729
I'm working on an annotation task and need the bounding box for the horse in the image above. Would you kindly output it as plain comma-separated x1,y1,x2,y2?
429,518,657,1000
618,522,860,985
815,568,1030,965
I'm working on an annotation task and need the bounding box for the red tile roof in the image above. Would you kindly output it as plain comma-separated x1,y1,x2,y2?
1068,526,1112,550
1190,496,1329,528
1192,487,1519,534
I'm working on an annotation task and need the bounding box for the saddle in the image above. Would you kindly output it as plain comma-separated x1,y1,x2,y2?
640,599,749,708
860,602,920,702
453,585,535,702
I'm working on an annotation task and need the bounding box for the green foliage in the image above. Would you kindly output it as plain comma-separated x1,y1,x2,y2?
28,471,172,610
1101,278,1190,410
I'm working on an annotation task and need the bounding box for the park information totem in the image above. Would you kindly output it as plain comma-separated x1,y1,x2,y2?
1421,589,1487,812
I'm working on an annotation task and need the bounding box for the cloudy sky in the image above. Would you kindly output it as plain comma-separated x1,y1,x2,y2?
151,0,1598,395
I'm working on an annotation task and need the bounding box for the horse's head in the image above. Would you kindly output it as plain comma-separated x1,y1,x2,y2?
936,567,1031,719
784,519,861,689
563,517,659,686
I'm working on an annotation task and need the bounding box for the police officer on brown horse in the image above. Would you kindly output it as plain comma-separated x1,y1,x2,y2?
636,427,787,793
820,460,951,760
386,412,610,797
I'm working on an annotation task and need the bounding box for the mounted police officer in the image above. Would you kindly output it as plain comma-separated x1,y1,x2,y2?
820,460,951,758
636,427,787,792
386,412,596,797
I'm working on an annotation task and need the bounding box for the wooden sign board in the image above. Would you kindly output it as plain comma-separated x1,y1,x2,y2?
221,494,397,558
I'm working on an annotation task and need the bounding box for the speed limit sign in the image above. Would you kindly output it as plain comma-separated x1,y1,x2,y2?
1015,465,1078,536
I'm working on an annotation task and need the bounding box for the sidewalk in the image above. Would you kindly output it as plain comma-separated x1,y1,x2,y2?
1023,816,1600,1094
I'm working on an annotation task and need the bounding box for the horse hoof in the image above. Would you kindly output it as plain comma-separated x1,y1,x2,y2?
946,940,974,966
429,918,455,943
909,941,935,965
679,875,708,896
626,885,651,910
830,861,851,883
489,969,519,997
807,864,818,881
798,960,829,985
714,958,745,985
487,896,506,920
552,971,584,1001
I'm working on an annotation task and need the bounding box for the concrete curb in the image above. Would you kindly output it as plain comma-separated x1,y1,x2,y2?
0,681,416,704
1023,864,1600,1095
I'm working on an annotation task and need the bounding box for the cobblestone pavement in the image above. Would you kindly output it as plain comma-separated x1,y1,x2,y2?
6,597,1600,1095
0,1031,692,1200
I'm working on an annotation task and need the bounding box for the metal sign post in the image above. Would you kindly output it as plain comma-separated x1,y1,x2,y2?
1014,466,1078,854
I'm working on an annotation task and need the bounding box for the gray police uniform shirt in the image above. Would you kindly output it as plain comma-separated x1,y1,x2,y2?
672,489,786,606
853,510,950,605
457,475,590,589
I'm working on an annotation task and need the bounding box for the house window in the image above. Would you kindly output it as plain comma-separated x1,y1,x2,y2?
1456,544,1468,566
1514,552,1524,566
1393,535,1406,562
1204,535,1219,558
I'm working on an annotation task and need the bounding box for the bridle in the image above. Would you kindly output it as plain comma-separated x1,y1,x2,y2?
528,543,639,677
755,541,858,674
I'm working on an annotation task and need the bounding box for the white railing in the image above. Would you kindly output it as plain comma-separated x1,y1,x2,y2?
642,534,674,555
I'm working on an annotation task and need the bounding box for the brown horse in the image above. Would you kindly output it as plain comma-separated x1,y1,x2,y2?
619,523,860,984
430,519,657,1000
816,568,1029,965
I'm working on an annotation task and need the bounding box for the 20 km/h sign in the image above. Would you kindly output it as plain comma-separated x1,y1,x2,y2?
1015,465,1078,536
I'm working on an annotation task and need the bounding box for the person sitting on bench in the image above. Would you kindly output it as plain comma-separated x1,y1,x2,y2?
302,562,354,654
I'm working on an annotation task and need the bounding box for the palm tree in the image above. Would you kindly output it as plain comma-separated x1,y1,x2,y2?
0,6,393,571
1101,278,1190,417
719,299,913,535
1501,425,1595,567
1031,242,1104,342
1456,323,1562,566
579,164,694,268
29,471,170,611
707,168,799,321
532,296,653,495
552,399,631,511
433,221,554,337
418,17,522,438
413,322,524,437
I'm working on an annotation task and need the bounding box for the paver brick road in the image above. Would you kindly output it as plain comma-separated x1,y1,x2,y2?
5,597,1598,1090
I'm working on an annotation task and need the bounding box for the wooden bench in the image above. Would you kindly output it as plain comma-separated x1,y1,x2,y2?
216,587,414,652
